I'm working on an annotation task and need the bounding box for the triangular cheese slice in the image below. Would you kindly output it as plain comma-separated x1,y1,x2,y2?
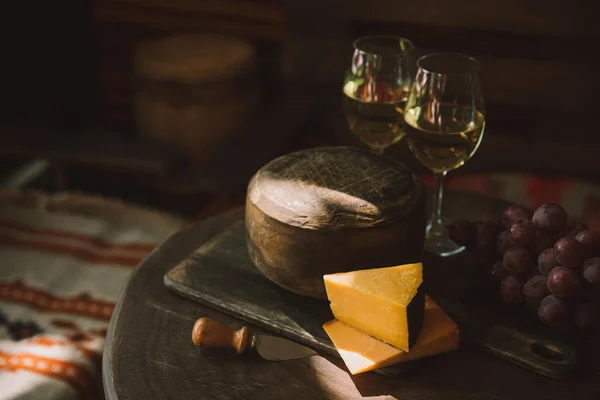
323,296,459,374
324,263,424,351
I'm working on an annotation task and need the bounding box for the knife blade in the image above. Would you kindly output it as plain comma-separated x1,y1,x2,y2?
192,317,316,361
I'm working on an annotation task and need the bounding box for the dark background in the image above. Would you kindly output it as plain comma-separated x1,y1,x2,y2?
2,0,598,215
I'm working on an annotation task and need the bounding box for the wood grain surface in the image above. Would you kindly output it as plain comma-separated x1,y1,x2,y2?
246,147,426,298
247,147,423,229
165,217,578,379
165,220,337,355
104,190,600,400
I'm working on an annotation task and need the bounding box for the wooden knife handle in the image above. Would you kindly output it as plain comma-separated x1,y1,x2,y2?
192,317,255,354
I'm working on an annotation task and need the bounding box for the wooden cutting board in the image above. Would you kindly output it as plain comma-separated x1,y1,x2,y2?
164,218,580,378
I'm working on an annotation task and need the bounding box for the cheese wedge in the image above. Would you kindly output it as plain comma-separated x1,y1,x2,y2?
323,263,424,351
323,296,460,374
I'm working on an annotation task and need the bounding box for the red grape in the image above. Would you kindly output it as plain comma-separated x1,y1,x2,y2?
575,230,600,258
523,276,550,309
565,222,589,238
554,237,585,268
448,219,475,247
496,231,512,254
532,203,567,233
503,248,534,276
538,295,570,329
492,260,508,281
572,301,599,331
547,266,581,298
584,257,600,267
537,248,558,276
532,230,556,255
473,222,498,256
500,275,525,306
507,219,535,248
483,218,503,236
502,205,530,228
582,258,600,289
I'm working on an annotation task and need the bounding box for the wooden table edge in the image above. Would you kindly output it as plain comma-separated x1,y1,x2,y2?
102,207,244,399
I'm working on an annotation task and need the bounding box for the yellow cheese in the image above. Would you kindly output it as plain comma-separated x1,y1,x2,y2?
323,296,460,374
323,263,424,351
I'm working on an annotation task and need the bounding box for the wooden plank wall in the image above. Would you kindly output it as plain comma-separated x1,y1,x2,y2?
283,0,600,180
91,0,285,132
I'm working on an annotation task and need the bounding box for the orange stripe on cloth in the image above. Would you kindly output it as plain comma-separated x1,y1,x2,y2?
0,232,145,267
28,337,68,347
0,281,114,320
0,219,157,253
27,336,103,366
0,350,95,399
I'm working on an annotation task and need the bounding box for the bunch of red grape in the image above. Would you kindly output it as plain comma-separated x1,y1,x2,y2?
448,203,600,332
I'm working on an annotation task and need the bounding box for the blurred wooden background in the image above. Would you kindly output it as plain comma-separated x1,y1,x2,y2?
89,0,599,179
283,0,600,180
2,0,599,203
92,0,285,132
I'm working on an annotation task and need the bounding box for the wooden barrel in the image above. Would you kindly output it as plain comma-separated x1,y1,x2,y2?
133,34,263,192
245,146,426,299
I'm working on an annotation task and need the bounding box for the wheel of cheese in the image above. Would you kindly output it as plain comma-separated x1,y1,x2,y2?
245,146,425,299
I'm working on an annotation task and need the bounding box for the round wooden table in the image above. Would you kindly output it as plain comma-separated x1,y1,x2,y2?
102,190,599,400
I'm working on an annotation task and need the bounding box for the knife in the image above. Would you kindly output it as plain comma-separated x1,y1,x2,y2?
192,317,317,361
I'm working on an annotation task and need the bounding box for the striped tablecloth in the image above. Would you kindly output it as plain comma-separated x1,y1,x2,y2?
0,190,185,399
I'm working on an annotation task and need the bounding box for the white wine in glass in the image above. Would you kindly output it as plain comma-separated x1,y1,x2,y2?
342,36,415,154
405,104,485,173
404,53,486,257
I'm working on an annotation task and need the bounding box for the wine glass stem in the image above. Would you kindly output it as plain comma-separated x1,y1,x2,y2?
429,171,447,231
372,147,385,156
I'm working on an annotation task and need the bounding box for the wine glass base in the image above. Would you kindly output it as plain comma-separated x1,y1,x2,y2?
424,220,466,257
424,240,465,257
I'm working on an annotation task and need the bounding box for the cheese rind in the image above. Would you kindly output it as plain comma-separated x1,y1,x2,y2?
323,296,460,374
323,263,424,351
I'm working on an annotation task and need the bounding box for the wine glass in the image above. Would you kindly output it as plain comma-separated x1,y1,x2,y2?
404,53,485,257
342,35,415,155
